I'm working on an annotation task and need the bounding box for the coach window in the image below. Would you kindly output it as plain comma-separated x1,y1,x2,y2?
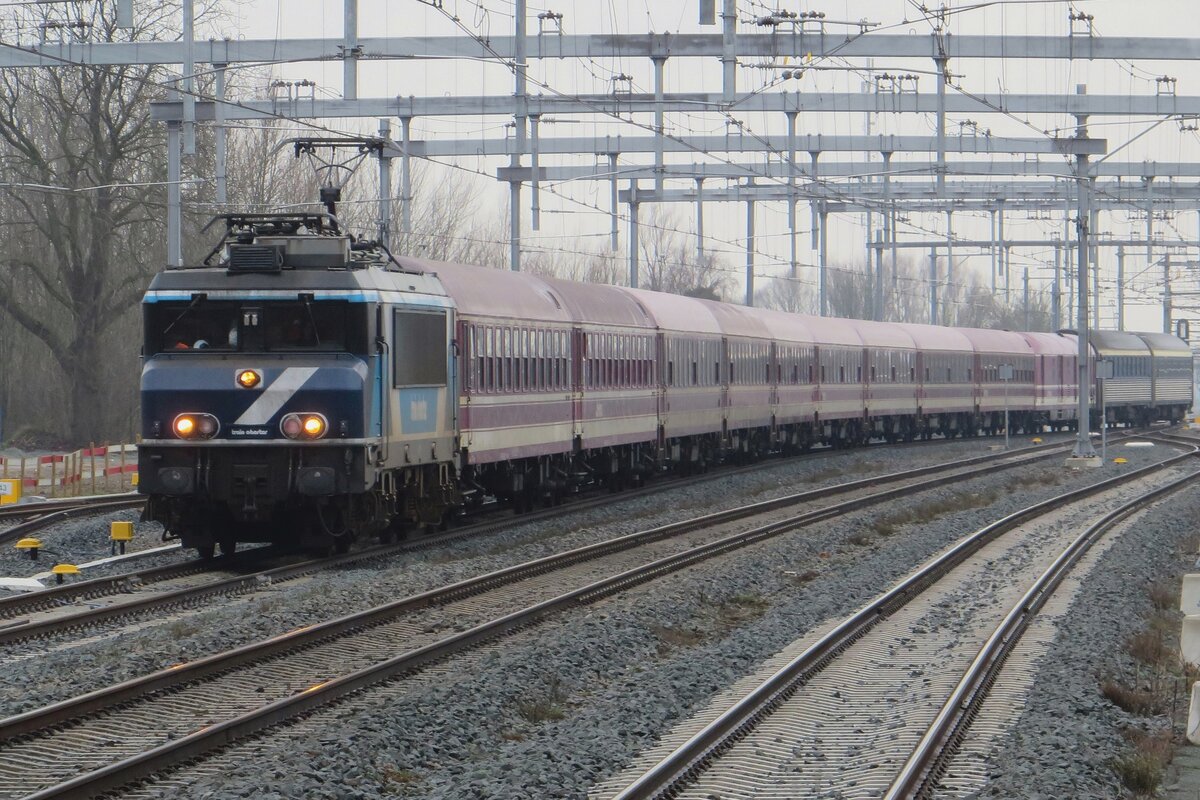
511,331,520,393
553,331,560,389
484,327,494,392
622,335,630,387
537,331,547,391
393,309,447,387
586,335,594,388
507,328,516,392
525,329,533,390
522,328,531,391
543,330,551,390
473,325,483,391
512,329,520,391
552,331,559,389
515,329,524,391
559,331,567,389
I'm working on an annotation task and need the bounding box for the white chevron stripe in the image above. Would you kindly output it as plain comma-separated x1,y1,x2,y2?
234,367,319,426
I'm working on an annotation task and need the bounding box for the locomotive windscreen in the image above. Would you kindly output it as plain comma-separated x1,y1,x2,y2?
146,299,366,354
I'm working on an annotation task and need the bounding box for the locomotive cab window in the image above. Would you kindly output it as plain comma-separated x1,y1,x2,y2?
393,309,447,387
263,302,353,351
149,299,239,353
147,299,363,354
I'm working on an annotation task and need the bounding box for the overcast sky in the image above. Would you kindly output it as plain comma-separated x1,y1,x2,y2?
191,1,1200,329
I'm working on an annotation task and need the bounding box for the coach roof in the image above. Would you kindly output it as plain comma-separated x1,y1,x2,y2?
619,288,723,335
406,258,573,324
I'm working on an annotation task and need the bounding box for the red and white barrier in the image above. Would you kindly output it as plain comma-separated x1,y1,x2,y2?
0,444,138,498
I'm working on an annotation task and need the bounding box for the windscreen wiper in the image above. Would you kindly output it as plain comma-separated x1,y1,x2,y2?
162,294,206,337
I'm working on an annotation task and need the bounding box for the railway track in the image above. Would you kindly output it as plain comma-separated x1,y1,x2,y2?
0,434,1081,649
0,428,1069,543
0,436,1100,798
0,495,143,547
600,436,1197,800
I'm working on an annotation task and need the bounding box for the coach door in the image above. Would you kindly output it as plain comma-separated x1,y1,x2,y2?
391,307,454,464
571,327,585,443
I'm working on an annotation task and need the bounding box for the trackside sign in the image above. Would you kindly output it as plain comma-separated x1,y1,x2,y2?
0,480,20,505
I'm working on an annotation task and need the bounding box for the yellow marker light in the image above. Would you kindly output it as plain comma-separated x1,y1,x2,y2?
1114,457,1129,464
15,538,41,551
174,416,196,437
302,415,326,438
1031,437,1043,444
237,370,261,389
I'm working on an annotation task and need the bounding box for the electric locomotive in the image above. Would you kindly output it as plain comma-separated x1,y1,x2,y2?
139,213,459,556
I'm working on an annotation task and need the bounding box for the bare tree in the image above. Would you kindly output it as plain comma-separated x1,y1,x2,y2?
756,275,815,314
636,207,729,298
0,1,190,443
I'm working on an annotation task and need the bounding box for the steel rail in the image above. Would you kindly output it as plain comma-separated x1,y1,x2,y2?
3,442,1082,798
0,431,992,609
604,445,1197,800
0,493,141,521
0,437,1078,648
0,498,144,547
884,460,1200,799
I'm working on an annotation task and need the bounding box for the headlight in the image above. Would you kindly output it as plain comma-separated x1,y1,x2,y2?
280,412,328,440
173,413,219,440
236,369,262,389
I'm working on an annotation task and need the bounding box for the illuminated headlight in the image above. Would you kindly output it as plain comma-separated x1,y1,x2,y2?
173,413,219,440
236,369,262,389
281,412,328,440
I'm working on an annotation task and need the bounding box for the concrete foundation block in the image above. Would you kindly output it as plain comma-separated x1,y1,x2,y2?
1064,455,1103,469
1189,683,1200,745
1183,575,1200,615
1183,616,1200,669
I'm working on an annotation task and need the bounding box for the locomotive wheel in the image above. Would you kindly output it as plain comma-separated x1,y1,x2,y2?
196,543,216,560
218,538,237,557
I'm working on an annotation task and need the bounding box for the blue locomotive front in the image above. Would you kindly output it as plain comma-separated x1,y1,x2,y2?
140,288,379,554
138,216,459,557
